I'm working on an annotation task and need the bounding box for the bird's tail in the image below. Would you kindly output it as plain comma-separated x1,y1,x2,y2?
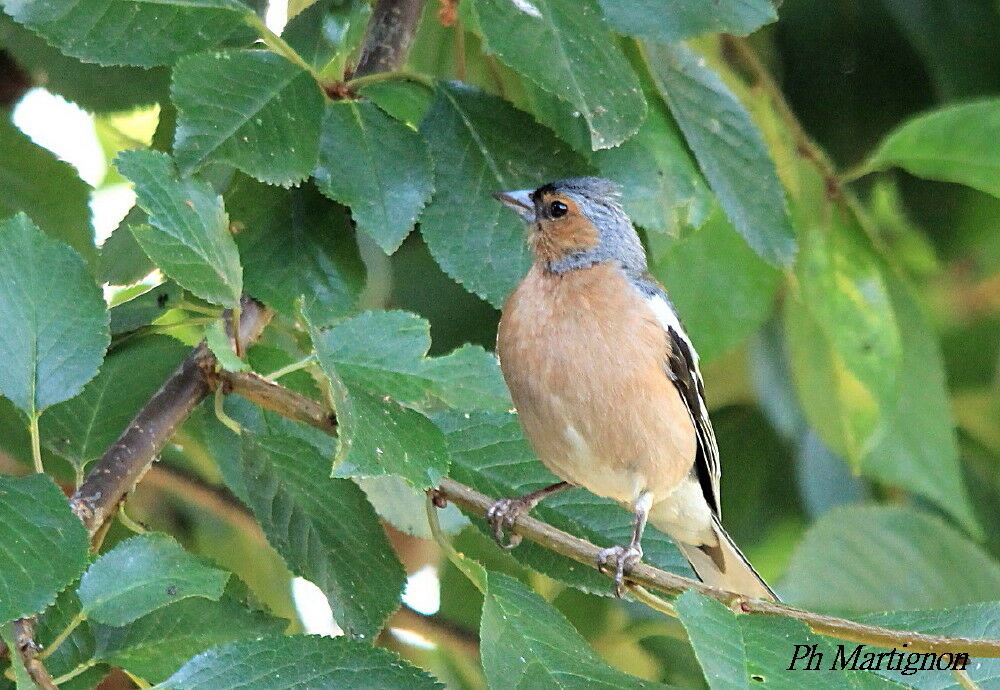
674,517,778,601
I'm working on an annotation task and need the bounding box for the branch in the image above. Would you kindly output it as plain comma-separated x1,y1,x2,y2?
352,0,428,79
70,298,272,539
207,375,1000,658
219,370,336,433
10,619,58,690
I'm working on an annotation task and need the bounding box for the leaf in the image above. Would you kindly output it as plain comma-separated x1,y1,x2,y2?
437,410,693,596
99,211,155,285
861,276,980,537
42,336,189,471
2,0,254,67
0,15,170,112
227,177,364,323
313,100,434,254
470,0,645,150
0,623,36,690
0,474,89,624
205,320,248,372
858,603,1000,688
172,50,324,186
864,98,1000,199
78,533,230,625
676,590,901,689
481,571,667,688
796,213,901,407
355,474,469,539
239,434,405,638
93,596,286,684
0,117,94,265
780,505,1000,614
0,213,109,416
34,586,102,685
594,93,713,233
645,42,796,267
597,0,778,43
308,309,513,487
108,283,185,335
879,0,1000,100
155,634,442,689
115,150,243,307
649,206,781,362
419,82,588,307
282,0,369,74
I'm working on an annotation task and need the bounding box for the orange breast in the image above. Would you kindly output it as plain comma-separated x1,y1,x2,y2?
497,262,696,505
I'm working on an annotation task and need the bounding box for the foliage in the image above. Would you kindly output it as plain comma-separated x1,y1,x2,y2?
0,0,998,688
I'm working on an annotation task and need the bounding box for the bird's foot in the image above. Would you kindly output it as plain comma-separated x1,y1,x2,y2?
486,497,532,549
597,543,643,598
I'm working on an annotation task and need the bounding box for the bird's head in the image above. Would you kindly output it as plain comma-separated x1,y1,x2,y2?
493,177,646,274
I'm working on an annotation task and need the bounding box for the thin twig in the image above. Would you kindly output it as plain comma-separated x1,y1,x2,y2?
69,298,271,539
219,370,336,433
352,0,428,79
12,619,58,690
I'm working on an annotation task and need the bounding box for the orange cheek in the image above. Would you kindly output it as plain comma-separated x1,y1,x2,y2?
532,217,599,260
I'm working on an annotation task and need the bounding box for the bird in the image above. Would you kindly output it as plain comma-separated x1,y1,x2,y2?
489,177,777,601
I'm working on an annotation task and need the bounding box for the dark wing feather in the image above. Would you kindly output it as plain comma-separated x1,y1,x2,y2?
664,325,721,518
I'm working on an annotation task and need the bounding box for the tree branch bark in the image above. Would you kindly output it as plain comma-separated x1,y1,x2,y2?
193,375,1000,658
352,0,428,79
219,370,336,433
70,298,271,539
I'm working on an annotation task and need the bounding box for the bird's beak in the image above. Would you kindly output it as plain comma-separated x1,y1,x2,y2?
492,189,535,222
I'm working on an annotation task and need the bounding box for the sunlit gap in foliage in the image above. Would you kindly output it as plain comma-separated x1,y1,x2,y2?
12,87,136,244
291,577,341,636
265,0,288,33
403,564,442,615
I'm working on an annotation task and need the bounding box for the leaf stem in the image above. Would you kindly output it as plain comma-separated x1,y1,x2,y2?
346,70,436,93
214,387,243,436
29,413,43,474
36,613,84,662
49,660,95,686
263,355,317,381
244,12,315,76
426,493,485,593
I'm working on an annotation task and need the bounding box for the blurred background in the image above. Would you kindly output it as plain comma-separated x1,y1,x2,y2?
0,0,997,687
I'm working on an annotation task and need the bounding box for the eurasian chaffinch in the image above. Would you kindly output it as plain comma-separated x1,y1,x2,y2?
490,177,777,601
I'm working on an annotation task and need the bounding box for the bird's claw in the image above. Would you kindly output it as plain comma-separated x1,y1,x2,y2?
597,544,643,598
486,497,529,549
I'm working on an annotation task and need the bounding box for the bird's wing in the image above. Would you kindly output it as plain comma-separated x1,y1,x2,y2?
640,280,722,518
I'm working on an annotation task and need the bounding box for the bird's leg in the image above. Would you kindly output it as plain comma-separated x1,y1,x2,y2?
486,481,570,548
597,492,652,597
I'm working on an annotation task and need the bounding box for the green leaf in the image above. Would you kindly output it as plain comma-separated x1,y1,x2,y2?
309,310,509,412
676,590,900,689
239,434,405,638
93,596,286,684
0,15,169,112
861,276,980,537
99,212,155,285
858,603,1000,688
34,586,101,685
437,410,693,596
355,474,469,539
42,336,188,471
594,93,712,233
481,572,667,688
470,0,645,150
282,0,369,74
78,533,230,625
205,320,248,372
0,117,94,265
419,82,588,307
0,474,89,624
0,213,109,416
108,282,184,335
781,505,1000,614
156,634,442,689
0,623,36,690
313,100,434,254
649,206,780,362
597,0,778,42
865,98,1000,199
172,50,324,186
227,177,364,323
115,150,243,307
2,0,254,67
645,42,796,267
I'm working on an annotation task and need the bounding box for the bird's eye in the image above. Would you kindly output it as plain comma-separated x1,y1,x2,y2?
549,200,568,218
